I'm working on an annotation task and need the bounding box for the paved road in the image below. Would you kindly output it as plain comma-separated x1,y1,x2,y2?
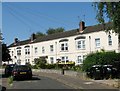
1,74,73,90
33,72,119,91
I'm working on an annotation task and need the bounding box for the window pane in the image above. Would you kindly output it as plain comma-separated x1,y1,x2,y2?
95,38,100,48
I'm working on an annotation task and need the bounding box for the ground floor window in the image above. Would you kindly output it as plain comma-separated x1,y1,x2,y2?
17,59,21,65
50,57,54,64
25,59,30,64
61,56,69,63
77,55,86,64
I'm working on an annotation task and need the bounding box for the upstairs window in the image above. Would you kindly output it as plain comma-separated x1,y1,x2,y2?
50,45,54,52
24,46,30,55
17,50,21,55
25,48,30,55
34,47,38,54
95,38,100,48
75,36,86,50
59,39,69,52
108,35,112,46
60,42,68,51
12,51,14,56
42,46,45,53
76,40,85,49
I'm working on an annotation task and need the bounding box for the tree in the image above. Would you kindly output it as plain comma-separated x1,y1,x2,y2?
2,43,11,63
46,27,65,35
93,2,120,40
35,32,46,37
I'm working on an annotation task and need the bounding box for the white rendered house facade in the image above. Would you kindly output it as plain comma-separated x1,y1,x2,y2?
8,22,119,65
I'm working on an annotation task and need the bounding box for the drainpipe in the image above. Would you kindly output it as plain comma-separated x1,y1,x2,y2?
55,42,57,63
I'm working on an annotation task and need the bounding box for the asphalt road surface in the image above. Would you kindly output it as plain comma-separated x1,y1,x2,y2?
2,75,73,90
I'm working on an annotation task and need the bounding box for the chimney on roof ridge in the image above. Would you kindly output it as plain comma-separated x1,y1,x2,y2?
79,21,85,33
14,38,19,45
31,33,36,42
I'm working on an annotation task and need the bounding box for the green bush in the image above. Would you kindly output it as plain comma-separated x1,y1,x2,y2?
45,64,56,69
34,57,47,69
70,65,82,71
82,51,120,71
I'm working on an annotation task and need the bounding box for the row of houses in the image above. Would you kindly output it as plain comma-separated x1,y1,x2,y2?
8,21,119,65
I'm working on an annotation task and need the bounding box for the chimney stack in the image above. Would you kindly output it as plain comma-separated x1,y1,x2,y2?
31,33,36,42
79,21,85,33
14,38,18,45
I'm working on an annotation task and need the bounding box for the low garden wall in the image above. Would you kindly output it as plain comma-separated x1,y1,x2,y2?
32,69,87,79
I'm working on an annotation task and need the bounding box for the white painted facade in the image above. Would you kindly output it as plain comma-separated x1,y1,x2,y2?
8,22,119,65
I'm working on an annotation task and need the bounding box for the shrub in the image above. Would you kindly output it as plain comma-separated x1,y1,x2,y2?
34,57,47,69
45,64,56,69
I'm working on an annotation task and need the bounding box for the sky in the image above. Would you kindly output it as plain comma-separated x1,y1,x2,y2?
2,2,100,45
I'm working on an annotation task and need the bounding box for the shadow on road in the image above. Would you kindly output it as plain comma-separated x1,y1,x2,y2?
32,76,41,80
14,75,41,81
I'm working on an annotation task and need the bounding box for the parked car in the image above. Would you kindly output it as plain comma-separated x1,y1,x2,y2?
4,64,16,76
86,65,103,80
12,65,32,80
87,64,118,80
102,65,118,79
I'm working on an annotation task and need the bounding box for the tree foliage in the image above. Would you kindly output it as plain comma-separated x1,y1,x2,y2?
93,2,120,36
34,27,65,38
2,43,11,62
35,32,46,37
46,27,65,35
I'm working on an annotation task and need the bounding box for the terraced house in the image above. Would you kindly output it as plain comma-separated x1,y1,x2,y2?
8,21,119,65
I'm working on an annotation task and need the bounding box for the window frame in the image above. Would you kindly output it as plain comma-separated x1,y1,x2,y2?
34,47,38,54
76,39,86,50
50,45,54,52
108,35,112,46
60,42,68,52
25,47,30,55
95,38,100,48
42,46,45,53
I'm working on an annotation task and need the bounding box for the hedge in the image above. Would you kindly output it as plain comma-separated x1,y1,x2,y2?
82,51,120,71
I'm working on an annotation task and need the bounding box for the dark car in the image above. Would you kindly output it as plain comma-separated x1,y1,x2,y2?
5,64,15,76
86,65,103,80
103,65,118,79
12,65,32,80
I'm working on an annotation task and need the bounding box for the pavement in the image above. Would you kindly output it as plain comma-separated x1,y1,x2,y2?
33,71,119,90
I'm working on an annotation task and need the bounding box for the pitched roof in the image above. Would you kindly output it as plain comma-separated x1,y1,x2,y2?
8,22,112,48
